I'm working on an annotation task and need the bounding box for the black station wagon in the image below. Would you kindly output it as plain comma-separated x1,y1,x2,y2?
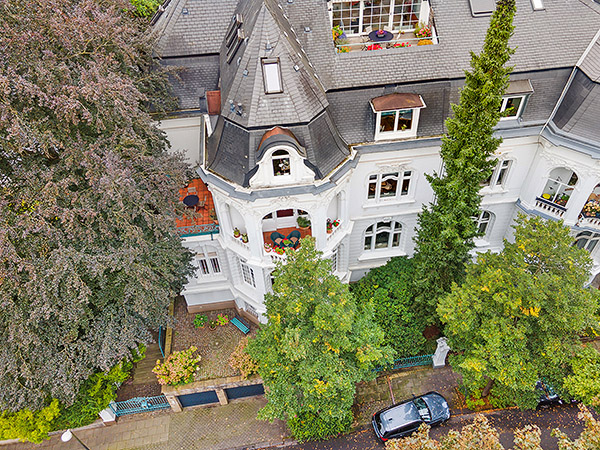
372,391,451,442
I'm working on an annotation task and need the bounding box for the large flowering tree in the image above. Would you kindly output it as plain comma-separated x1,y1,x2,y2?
0,0,193,411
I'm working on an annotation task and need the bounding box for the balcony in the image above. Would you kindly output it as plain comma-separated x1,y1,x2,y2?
175,179,219,238
535,197,567,219
579,194,600,230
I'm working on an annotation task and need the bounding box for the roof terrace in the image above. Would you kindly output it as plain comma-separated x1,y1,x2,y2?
175,179,219,238
329,0,438,53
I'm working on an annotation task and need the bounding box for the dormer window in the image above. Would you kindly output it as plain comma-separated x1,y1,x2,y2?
262,58,283,94
371,93,426,140
500,80,533,120
272,150,291,176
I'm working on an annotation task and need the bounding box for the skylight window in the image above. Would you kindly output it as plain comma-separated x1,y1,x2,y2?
468,0,495,16
531,0,544,10
262,58,283,94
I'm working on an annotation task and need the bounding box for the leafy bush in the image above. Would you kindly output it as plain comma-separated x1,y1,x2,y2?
351,257,428,358
153,346,201,385
287,410,353,442
0,400,61,443
564,346,600,405
0,344,145,442
130,0,161,18
217,313,229,326
194,314,208,328
229,337,258,379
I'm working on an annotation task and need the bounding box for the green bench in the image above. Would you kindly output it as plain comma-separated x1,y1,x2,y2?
231,316,250,334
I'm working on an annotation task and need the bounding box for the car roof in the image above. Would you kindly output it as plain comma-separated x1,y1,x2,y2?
379,401,421,433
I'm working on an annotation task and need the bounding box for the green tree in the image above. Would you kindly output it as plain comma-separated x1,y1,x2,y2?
563,346,600,406
412,0,516,317
351,257,428,358
438,215,599,408
247,237,391,441
0,0,192,411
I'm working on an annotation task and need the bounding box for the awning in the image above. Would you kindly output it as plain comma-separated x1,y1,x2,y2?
506,79,534,96
370,93,426,112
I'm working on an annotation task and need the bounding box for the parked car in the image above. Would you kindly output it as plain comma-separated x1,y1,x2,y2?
536,380,577,408
372,391,451,442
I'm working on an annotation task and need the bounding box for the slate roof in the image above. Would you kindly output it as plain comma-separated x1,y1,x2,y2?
218,0,328,128
282,0,600,90
162,55,220,110
153,0,239,57
551,32,600,146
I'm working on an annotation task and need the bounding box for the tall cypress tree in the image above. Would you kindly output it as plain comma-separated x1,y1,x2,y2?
412,0,516,317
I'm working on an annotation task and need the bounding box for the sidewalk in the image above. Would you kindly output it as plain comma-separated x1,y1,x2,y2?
0,398,287,450
0,365,462,450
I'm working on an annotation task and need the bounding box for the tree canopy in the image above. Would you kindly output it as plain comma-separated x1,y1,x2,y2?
412,0,516,317
0,0,193,410
247,238,391,441
438,215,599,407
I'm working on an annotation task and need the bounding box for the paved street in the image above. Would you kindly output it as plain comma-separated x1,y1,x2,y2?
270,404,591,450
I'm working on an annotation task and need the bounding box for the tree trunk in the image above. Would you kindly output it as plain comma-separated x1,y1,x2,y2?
482,378,494,398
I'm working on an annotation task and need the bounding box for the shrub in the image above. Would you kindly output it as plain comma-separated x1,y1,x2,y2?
194,314,208,328
130,0,161,18
216,313,229,326
229,337,258,379
351,257,428,358
0,400,61,443
287,410,353,441
564,346,600,405
297,216,311,228
153,346,201,385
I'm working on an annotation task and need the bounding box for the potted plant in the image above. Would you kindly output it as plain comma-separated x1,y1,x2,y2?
216,313,229,326
264,242,273,252
332,219,340,228
274,247,285,255
208,319,218,331
193,314,208,328
297,216,311,229
241,233,249,243
327,219,333,233
233,227,241,238
209,208,218,224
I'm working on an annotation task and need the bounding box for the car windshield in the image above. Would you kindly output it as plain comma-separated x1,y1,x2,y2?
413,397,431,422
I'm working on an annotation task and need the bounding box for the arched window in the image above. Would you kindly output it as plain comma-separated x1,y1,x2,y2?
540,167,578,207
473,211,493,235
368,171,412,200
272,150,291,176
574,231,600,253
364,221,402,250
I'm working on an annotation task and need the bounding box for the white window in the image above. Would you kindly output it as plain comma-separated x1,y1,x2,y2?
500,95,527,119
239,259,256,287
482,159,512,187
574,231,600,253
331,0,422,35
375,108,421,139
540,167,578,207
473,211,492,235
364,221,402,251
195,251,221,277
262,58,283,94
272,150,291,176
368,171,412,200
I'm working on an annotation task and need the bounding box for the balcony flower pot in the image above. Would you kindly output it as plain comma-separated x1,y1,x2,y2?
241,234,249,244
264,243,273,253
208,320,218,331
233,228,241,238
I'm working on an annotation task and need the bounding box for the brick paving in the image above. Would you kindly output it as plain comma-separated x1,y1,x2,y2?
172,300,256,381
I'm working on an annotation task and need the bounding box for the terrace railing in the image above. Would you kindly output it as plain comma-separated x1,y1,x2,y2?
373,354,433,373
176,223,219,238
336,36,439,53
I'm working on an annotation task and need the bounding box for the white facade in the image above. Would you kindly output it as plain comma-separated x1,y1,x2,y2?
162,116,600,320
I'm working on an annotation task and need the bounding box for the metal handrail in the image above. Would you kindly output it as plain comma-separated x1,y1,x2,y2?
336,35,439,51
158,326,165,358
373,354,433,372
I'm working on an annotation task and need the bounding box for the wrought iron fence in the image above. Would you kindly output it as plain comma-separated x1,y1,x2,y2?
109,395,171,417
175,223,219,238
373,354,433,372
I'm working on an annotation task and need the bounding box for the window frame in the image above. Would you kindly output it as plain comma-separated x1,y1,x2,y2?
540,168,578,207
367,171,413,201
272,149,291,176
195,250,222,277
261,58,283,94
239,259,256,287
374,108,421,140
363,220,403,251
499,94,527,120
482,159,512,188
574,231,600,254
330,0,423,35
473,210,493,236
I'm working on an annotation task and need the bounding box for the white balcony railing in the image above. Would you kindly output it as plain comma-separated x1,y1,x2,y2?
579,215,600,229
535,197,566,218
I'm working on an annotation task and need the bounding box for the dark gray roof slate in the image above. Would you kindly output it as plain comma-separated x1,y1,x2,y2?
219,0,328,128
578,31,600,81
154,0,239,58
553,69,600,146
282,0,600,90
206,117,251,185
162,56,220,110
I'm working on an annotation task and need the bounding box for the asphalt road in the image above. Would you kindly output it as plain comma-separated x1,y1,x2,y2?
266,403,590,450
